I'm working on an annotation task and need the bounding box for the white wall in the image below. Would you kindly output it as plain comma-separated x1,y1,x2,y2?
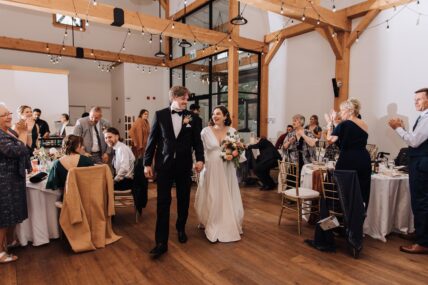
0,67,68,131
268,2,428,157
123,63,170,122
111,64,126,135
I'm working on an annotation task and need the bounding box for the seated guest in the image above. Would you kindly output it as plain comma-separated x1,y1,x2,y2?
58,113,70,137
248,137,281,190
46,135,94,190
275,125,293,149
305,115,322,140
283,114,317,173
33,108,50,139
104,127,135,190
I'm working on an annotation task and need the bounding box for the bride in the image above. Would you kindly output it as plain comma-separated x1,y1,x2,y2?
194,106,244,243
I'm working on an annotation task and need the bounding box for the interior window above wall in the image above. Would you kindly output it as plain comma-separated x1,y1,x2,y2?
53,14,86,31
212,0,229,33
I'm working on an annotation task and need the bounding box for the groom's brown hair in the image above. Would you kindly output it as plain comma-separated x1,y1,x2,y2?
169,86,189,101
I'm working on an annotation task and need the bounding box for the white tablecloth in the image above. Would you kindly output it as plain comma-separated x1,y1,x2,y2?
300,164,414,242
16,179,62,246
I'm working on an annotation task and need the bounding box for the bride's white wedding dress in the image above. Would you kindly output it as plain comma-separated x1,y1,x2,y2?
194,126,244,242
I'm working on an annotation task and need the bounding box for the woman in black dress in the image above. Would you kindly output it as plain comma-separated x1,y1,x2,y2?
46,135,93,190
0,103,31,263
327,98,372,207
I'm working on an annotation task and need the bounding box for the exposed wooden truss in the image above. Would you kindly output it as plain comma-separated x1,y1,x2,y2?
0,36,163,66
0,0,266,52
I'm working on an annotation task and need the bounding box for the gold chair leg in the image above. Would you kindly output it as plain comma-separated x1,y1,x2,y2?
297,199,302,235
278,206,284,225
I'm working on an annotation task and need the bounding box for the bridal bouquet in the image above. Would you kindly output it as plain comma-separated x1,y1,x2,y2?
220,131,245,168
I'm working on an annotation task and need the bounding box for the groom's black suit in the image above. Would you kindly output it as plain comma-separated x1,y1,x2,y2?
144,107,204,245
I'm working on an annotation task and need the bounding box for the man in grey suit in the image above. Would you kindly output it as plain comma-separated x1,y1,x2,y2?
73,106,110,164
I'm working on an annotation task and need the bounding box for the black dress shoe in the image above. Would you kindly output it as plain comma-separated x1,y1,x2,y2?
149,244,168,258
178,231,188,243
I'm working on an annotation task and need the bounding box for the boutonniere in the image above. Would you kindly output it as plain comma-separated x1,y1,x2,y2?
183,115,192,125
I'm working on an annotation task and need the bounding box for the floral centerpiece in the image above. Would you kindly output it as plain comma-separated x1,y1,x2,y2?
220,131,245,168
32,147,63,172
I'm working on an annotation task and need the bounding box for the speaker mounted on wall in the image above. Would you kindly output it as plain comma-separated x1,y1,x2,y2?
75,47,84,58
332,78,342,98
111,8,124,27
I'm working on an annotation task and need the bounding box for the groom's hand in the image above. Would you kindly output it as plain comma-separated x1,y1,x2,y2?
194,161,204,173
144,166,153,178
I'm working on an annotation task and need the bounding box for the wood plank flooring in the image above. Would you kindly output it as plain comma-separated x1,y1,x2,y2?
1,184,427,285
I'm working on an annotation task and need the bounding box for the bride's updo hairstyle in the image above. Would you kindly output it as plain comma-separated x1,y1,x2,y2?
209,105,232,126
340,98,361,117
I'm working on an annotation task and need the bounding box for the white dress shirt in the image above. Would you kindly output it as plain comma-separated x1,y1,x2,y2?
112,141,135,182
91,122,101,152
171,106,183,138
395,109,428,148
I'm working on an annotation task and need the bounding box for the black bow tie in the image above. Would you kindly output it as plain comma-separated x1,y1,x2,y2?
171,110,184,116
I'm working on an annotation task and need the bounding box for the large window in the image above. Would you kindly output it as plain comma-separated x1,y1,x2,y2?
170,0,261,135
52,14,86,31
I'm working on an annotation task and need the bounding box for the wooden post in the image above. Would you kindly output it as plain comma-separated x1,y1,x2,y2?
260,56,269,137
334,32,351,110
228,46,239,129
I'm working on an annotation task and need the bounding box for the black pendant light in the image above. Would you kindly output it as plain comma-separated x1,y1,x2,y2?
154,1,167,58
230,1,248,25
178,2,192,48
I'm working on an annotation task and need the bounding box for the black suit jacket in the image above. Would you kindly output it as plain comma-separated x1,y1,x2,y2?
144,107,204,173
248,138,281,168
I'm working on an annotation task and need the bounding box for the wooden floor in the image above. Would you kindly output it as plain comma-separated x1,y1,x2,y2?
2,184,428,285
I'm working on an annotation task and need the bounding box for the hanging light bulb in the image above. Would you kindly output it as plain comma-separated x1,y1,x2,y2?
317,16,320,25
141,29,145,36
172,22,175,29
228,35,232,42
86,20,89,27
386,20,390,30
137,65,140,70
148,67,152,74
122,45,125,51
62,46,66,51
280,2,284,14
332,3,336,13
92,0,97,6
90,49,94,56
149,34,153,44
155,67,158,72
356,31,360,43
332,31,336,37
301,13,306,21
64,30,68,37
160,35,163,43
194,39,197,45
127,29,131,36
45,44,49,52
417,0,420,4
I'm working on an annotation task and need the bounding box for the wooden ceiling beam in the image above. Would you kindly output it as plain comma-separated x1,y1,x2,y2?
346,9,381,48
265,23,315,43
168,0,209,20
0,36,164,66
345,0,415,19
319,26,342,59
0,0,266,52
239,0,350,31
168,45,228,68
264,37,285,65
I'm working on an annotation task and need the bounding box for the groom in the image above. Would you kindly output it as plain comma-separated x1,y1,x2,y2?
144,86,204,258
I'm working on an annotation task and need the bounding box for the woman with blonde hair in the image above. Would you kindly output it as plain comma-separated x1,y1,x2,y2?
13,105,39,154
326,98,371,207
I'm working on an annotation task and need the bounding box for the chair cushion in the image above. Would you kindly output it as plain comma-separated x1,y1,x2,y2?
283,187,320,199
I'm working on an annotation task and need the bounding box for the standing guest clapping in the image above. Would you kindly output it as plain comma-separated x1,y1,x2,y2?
14,105,38,154
326,98,371,208
283,114,317,173
389,88,428,254
305,115,322,140
0,103,31,264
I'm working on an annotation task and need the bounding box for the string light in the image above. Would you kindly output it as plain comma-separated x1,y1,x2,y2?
280,2,284,14
356,31,360,43
127,29,131,36
141,29,145,36
62,45,66,51
172,22,175,29
301,8,306,21
86,20,89,27
228,35,232,42
45,44,49,52
92,0,97,6
90,49,94,56
122,45,125,51
149,34,153,44
386,20,390,29
160,35,163,43
317,16,320,25
64,29,68,37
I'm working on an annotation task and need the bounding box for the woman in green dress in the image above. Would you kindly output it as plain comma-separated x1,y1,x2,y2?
46,135,93,190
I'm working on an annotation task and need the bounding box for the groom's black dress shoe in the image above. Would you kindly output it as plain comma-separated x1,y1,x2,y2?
178,231,188,243
149,244,168,258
